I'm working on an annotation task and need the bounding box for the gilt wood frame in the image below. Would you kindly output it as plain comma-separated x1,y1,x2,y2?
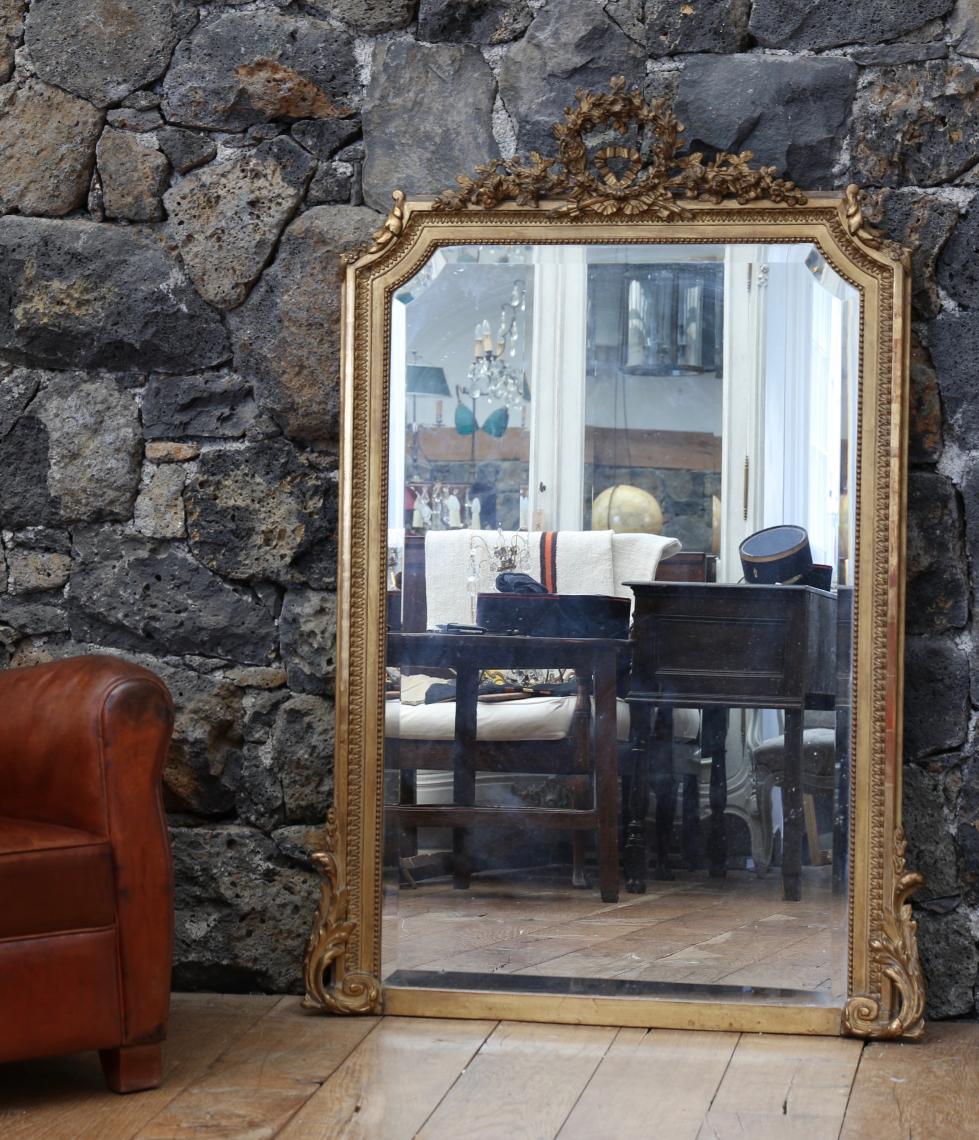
303,81,922,1038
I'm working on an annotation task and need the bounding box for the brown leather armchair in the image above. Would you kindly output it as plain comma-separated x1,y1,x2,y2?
0,656,175,1093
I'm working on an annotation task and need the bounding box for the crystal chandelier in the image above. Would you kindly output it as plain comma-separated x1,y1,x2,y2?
467,280,527,409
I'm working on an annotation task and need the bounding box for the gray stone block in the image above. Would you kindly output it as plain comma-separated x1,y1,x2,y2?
171,825,316,993
238,693,332,828
5,548,70,593
749,0,951,50
417,0,533,43
903,762,960,901
306,161,353,205
161,11,360,132
953,755,979,902
930,311,979,451
290,117,361,159
849,61,979,187
106,107,163,132
184,440,339,588
0,594,69,634
0,217,229,373
937,204,979,311
0,0,23,84
134,463,187,539
499,0,644,161
228,205,378,446
156,126,217,175
0,78,102,218
864,189,959,321
164,137,314,310
33,373,142,524
155,662,247,818
279,588,336,695
675,54,857,189
849,42,948,65
97,126,170,223
142,372,258,440
309,0,417,34
645,0,749,55
25,0,184,108
0,416,57,529
0,369,40,441
909,338,943,465
363,39,498,211
903,636,969,761
951,0,979,56
68,527,277,663
916,907,979,1018
906,471,968,636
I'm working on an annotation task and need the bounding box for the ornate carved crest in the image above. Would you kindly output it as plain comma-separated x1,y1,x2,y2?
434,76,807,217
302,807,381,1015
844,829,926,1040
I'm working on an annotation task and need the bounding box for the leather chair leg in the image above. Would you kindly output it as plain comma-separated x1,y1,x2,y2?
99,1043,163,1094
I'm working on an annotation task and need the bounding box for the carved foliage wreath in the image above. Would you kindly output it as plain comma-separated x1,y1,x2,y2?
433,75,807,217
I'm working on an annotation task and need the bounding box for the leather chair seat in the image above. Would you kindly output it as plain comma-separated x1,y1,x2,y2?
0,816,115,941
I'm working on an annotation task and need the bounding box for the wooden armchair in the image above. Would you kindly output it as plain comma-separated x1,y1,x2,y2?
385,534,705,901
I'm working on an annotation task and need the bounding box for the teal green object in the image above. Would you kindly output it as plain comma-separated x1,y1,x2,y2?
454,403,476,435
482,406,509,438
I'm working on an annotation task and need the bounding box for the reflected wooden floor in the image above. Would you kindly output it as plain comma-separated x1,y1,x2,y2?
0,996,974,1139
384,866,847,998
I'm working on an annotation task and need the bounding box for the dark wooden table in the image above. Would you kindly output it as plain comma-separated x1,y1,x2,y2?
386,631,631,903
625,582,837,901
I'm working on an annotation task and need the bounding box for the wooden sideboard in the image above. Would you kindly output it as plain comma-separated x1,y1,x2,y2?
626,582,838,901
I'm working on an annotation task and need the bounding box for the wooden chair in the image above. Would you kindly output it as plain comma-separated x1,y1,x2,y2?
386,537,705,901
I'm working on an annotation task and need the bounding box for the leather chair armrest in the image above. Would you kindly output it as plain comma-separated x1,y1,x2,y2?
0,655,173,835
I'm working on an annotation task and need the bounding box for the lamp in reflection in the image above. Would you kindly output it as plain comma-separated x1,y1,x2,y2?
468,280,528,409
406,360,451,470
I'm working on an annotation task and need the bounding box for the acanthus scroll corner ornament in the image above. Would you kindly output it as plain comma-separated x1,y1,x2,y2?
302,806,381,1015
843,184,913,272
342,188,407,266
843,828,925,1040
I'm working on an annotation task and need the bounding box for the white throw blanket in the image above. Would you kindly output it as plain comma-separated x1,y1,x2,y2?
548,529,615,596
424,528,680,628
611,532,682,600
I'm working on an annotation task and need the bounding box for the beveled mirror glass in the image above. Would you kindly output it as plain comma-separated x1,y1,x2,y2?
304,81,923,1039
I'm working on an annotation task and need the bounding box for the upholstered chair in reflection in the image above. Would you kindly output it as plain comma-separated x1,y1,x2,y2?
751,710,838,877
0,656,175,1093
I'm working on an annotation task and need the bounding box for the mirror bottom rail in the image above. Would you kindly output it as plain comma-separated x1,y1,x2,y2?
381,983,845,1035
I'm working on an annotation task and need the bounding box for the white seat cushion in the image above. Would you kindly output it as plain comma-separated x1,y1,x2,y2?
386,696,699,744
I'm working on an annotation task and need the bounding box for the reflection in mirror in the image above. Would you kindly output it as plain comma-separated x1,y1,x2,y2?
382,242,858,1008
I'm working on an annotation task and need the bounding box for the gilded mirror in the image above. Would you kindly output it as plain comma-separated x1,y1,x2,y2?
305,80,923,1039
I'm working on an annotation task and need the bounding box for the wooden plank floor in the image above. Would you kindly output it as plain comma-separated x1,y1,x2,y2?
387,867,845,997
0,995,974,1139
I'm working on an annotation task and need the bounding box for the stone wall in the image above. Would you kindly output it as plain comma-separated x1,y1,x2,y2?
1,0,978,1012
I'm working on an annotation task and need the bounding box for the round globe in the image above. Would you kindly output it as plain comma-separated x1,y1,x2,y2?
591,484,664,534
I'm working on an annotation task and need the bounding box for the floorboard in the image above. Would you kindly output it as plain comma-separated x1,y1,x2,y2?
697,1034,863,1139
415,1020,617,1140
4,996,979,1138
277,1017,496,1140
558,1027,739,1140
0,994,278,1140
840,1022,979,1139
134,997,377,1140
